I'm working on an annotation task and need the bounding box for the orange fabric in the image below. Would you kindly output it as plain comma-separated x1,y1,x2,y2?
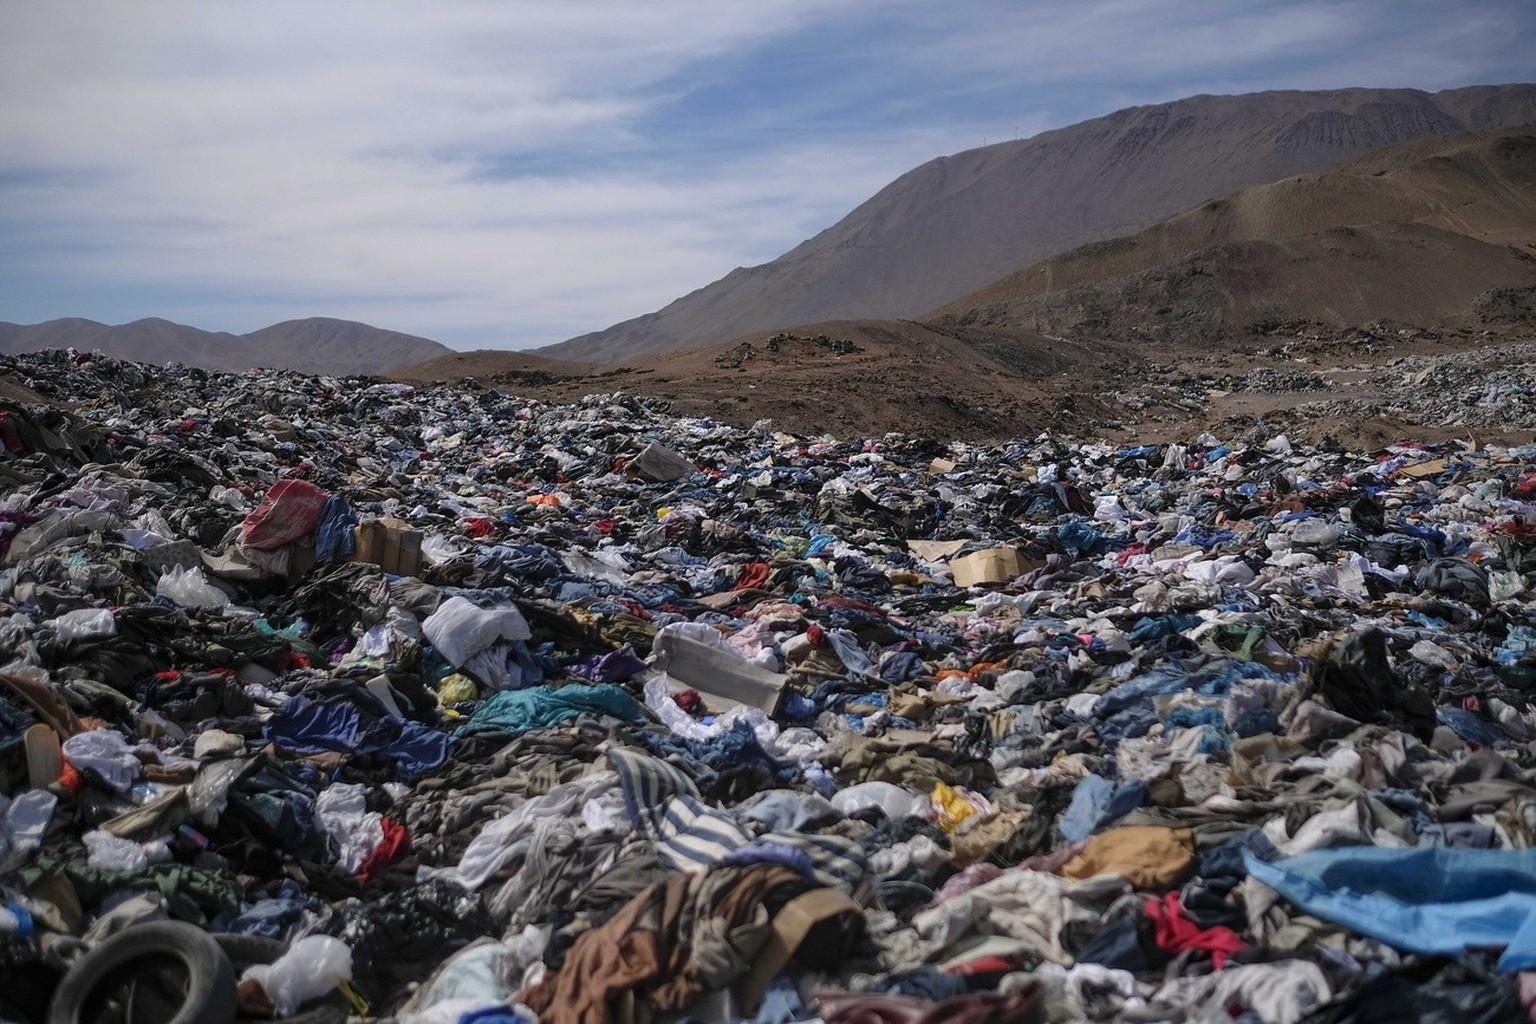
1059,826,1195,890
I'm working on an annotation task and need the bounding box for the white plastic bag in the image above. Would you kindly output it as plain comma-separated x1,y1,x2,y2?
242,935,353,1017
61,729,141,792
0,790,57,873
1490,570,1527,602
155,565,230,610
830,781,929,820
48,608,118,642
83,830,148,872
421,597,530,667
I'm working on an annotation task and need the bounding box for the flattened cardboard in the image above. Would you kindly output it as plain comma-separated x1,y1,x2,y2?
907,539,968,562
950,547,1037,587
1398,459,1447,479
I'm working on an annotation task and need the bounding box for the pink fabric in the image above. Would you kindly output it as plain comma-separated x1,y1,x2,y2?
1518,972,1536,1021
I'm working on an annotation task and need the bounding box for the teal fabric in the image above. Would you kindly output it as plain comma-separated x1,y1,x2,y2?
455,683,644,736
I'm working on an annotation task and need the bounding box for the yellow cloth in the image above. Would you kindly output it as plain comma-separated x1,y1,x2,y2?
931,782,977,832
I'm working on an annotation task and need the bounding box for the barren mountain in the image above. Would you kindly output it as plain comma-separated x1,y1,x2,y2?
539,84,1536,362
929,127,1536,340
0,316,450,375
400,123,1536,447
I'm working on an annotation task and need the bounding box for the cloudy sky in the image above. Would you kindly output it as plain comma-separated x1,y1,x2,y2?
2,1,1532,349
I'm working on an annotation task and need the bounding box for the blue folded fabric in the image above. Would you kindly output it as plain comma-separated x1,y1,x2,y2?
1244,846,1536,970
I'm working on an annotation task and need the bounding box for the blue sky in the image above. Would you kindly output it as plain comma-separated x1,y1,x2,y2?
1,0,1532,349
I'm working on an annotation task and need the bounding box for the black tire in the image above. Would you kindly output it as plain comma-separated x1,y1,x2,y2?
211,933,288,972
210,934,350,1024
47,920,237,1024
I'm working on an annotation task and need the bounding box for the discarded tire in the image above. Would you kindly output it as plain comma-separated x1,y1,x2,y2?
212,932,289,972
47,920,237,1024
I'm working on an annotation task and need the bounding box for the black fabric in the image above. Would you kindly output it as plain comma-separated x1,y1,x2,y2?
1300,956,1523,1024
1311,629,1437,740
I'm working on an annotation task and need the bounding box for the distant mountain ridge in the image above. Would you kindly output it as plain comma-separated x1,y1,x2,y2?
539,83,1536,362
927,126,1536,340
0,316,451,375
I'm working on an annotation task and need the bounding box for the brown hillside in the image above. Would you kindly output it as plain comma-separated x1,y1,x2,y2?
930,127,1536,339
394,124,1536,447
393,348,595,382
540,85,1536,362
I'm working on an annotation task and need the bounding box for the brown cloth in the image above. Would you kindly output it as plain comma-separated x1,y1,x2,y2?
0,670,81,739
521,864,813,1024
1059,825,1195,890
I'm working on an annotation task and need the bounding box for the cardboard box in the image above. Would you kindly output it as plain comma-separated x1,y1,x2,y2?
354,517,423,577
650,628,786,716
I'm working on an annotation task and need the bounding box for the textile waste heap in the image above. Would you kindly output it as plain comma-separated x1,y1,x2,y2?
1,349,1535,1023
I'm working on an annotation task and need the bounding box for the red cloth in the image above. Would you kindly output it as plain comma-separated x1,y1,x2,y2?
0,412,24,453
734,562,771,591
357,817,411,881
57,760,84,796
1144,892,1244,969
239,479,329,550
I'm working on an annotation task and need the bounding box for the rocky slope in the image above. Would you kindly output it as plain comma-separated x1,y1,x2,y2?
928,127,1536,342
541,84,1536,361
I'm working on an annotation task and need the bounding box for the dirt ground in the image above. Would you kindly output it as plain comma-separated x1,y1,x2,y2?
393,320,1536,450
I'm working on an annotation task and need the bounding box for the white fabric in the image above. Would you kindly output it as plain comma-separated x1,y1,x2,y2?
0,789,57,872
453,770,618,890
913,870,1128,964
1149,960,1332,1024
315,783,384,874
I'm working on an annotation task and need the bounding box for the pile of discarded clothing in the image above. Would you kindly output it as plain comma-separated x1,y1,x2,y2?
2,347,1536,1023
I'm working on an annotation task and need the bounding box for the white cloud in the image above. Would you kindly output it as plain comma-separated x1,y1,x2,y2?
0,0,1528,347
1,1,951,345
